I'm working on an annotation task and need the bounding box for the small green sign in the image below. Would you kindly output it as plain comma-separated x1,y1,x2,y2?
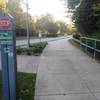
0,32,12,39
0,31,13,44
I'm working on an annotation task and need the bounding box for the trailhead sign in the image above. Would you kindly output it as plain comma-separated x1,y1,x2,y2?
0,13,17,100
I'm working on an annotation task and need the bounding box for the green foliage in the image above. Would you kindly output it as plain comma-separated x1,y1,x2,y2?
46,34,58,37
17,42,47,55
0,71,2,99
36,14,59,35
45,22,59,34
63,0,100,36
36,14,70,36
0,0,69,37
7,0,25,29
0,0,36,37
88,33,100,40
72,0,96,35
61,0,80,9
81,38,100,52
81,39,95,47
17,72,36,100
73,34,80,40
0,0,6,13
67,0,80,9
57,21,68,34
36,14,53,32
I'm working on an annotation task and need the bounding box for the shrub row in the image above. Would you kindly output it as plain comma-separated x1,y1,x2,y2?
17,42,47,55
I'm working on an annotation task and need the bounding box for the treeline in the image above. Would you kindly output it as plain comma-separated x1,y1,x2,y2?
0,0,70,37
63,0,100,38
36,14,70,37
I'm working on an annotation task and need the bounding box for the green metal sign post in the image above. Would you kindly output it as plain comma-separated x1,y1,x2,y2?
0,13,17,100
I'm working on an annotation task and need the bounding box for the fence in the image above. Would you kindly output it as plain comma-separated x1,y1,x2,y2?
73,37,100,58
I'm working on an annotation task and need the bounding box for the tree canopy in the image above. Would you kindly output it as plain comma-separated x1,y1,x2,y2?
0,0,36,36
36,14,59,35
63,0,100,36
36,14,69,36
67,0,80,9
0,0,69,37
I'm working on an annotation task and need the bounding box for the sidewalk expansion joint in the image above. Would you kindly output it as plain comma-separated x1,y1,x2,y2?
35,91,100,97
78,74,98,100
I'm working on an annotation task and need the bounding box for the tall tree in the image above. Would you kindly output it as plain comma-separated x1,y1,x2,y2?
57,21,68,34
73,0,96,35
3,0,36,36
36,14,56,33
45,22,59,34
67,0,80,9
0,0,6,12
63,0,100,35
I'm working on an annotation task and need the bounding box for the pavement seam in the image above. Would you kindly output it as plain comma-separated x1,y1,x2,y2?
68,58,99,100
35,91,100,96
76,72,98,100
81,77,98,100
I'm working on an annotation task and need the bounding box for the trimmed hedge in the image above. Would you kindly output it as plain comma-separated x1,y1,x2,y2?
17,42,47,55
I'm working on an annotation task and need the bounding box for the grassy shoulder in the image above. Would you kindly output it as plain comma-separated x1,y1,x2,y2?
88,33,100,40
69,39,80,49
0,72,2,99
69,39,94,57
0,71,36,100
69,39,100,60
17,42,48,55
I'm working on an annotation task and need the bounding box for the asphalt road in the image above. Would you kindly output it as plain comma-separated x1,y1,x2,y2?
16,36,68,46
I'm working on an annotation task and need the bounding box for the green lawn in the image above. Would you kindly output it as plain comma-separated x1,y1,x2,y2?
0,71,2,99
0,71,36,100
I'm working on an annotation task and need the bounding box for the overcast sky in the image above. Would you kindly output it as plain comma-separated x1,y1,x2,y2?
23,0,71,23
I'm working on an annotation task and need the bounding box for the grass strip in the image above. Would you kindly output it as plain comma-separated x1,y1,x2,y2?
69,39,100,62
0,71,36,100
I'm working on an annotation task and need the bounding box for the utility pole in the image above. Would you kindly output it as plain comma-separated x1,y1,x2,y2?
26,0,30,47
38,31,42,43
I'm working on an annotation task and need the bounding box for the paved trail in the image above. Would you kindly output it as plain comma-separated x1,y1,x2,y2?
35,38,100,100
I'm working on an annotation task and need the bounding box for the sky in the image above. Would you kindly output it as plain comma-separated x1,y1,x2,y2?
23,0,71,23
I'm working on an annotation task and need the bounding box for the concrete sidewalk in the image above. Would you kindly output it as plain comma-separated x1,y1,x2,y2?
17,55,40,73
35,39,100,100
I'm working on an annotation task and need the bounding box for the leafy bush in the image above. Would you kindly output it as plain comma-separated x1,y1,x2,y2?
81,38,100,50
80,38,100,58
73,34,81,40
46,34,58,37
16,42,47,55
